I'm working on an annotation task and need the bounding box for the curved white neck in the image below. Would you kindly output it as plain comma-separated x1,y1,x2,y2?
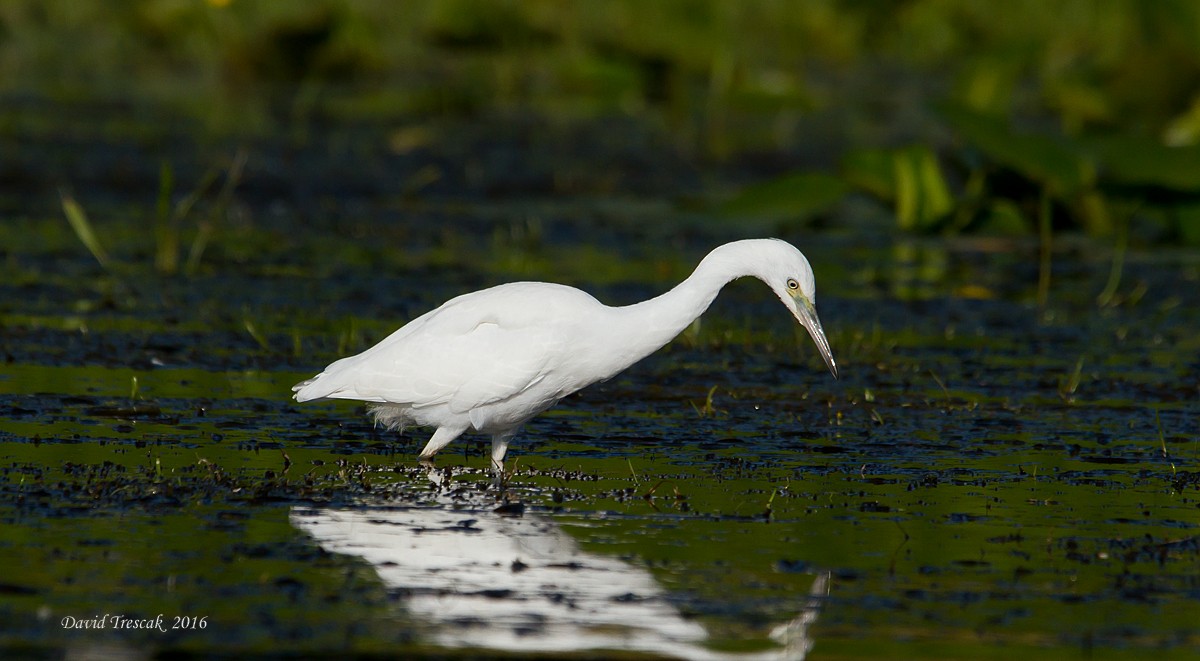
597,242,765,378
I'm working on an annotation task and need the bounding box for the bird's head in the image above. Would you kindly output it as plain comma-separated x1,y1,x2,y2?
754,239,838,378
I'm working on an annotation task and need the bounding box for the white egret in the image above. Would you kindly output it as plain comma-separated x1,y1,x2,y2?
293,238,837,472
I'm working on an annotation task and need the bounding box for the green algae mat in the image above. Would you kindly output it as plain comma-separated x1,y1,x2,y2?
3,200,1197,659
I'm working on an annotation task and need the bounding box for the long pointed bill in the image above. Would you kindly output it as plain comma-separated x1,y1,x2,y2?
792,299,838,378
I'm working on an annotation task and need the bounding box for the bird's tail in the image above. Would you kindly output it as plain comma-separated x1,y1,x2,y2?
292,375,325,402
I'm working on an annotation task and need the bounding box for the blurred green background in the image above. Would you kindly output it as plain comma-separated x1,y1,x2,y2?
5,0,1200,244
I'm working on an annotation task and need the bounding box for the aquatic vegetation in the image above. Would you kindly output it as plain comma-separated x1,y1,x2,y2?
60,192,112,271
11,3,1200,245
2,235,1199,657
3,3,1200,657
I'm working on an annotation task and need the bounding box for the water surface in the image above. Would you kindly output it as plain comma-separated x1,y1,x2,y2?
1,124,1198,660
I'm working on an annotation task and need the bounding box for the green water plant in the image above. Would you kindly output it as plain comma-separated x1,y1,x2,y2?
842,145,953,232
716,172,849,224
187,150,247,276
1058,356,1084,403
690,385,722,418
243,315,272,352
714,98,1200,253
1096,213,1130,307
60,190,112,271
61,152,247,277
154,160,221,275
1155,409,1168,459
1037,190,1053,311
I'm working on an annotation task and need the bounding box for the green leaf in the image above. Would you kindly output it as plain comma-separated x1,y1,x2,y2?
939,103,1094,196
843,146,953,231
977,200,1030,235
1175,204,1200,244
1081,134,1200,192
841,148,895,200
894,146,953,231
717,171,849,220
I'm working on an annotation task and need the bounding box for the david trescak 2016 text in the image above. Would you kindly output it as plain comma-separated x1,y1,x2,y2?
60,614,208,632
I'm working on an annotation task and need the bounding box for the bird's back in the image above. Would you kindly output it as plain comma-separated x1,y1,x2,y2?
292,282,604,415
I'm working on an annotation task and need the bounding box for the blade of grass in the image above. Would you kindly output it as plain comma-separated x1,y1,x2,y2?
154,160,179,274
1155,409,1168,458
1037,189,1052,311
929,370,951,403
1059,356,1084,402
175,166,221,220
159,163,221,276
60,190,111,270
185,227,212,277
186,149,247,276
1096,212,1128,306
244,314,271,351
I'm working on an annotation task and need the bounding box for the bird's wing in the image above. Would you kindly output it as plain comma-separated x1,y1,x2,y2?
443,323,561,413
302,320,562,413
295,282,592,408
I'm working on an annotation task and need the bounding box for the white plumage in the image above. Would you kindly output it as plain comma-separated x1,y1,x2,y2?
294,239,836,472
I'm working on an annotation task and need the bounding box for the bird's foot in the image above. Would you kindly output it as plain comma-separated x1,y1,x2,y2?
489,455,517,491
418,456,450,488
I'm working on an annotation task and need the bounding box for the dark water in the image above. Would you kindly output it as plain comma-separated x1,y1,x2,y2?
1,110,1199,659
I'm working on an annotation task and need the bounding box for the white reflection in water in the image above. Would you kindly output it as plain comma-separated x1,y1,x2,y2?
291,500,827,659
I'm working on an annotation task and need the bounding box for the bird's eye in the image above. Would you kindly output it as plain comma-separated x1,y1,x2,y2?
786,278,800,291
